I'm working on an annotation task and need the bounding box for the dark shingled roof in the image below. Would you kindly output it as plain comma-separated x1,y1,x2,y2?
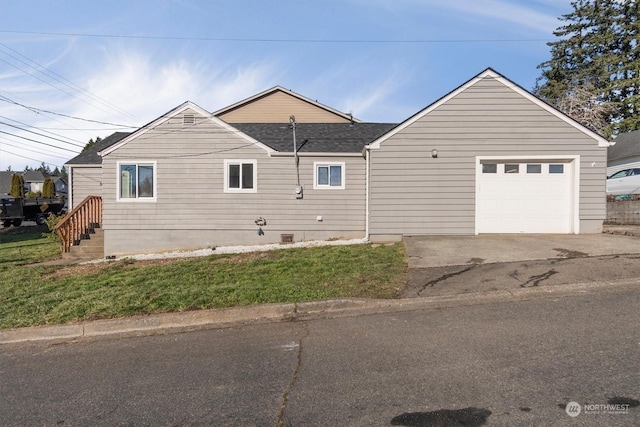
609,130,640,162
65,132,131,165
230,123,397,153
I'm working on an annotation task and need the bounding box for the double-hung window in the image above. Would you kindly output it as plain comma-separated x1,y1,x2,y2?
118,161,156,201
224,160,257,192
314,162,345,189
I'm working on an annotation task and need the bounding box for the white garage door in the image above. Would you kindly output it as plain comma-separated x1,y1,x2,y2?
477,161,574,233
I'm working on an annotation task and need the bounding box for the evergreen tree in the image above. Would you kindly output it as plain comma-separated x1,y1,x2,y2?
82,136,103,152
10,174,25,198
535,0,639,137
42,178,55,197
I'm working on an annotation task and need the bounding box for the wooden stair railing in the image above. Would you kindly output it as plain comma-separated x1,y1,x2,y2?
54,196,102,253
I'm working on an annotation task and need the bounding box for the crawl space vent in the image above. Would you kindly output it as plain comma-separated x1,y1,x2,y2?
280,234,294,244
183,114,195,125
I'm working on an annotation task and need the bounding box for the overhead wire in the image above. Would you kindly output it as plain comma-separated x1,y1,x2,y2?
0,138,71,160
0,57,143,125
0,29,550,44
0,130,79,153
0,95,136,127
0,42,139,124
0,146,62,168
0,120,85,148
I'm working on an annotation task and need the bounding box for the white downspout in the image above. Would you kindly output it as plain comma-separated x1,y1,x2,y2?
364,146,370,241
67,166,73,209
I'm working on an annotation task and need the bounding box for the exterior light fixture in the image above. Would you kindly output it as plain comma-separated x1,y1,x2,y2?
431,149,438,158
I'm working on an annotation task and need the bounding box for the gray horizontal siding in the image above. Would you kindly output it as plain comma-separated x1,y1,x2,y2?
370,76,607,235
102,109,365,253
70,166,101,209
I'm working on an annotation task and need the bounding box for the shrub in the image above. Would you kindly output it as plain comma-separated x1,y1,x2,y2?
41,213,66,243
42,178,55,197
10,174,24,198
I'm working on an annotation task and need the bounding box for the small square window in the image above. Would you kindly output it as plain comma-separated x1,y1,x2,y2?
527,164,542,174
314,162,345,189
118,162,156,201
505,164,519,174
225,160,257,192
549,164,564,174
482,164,497,174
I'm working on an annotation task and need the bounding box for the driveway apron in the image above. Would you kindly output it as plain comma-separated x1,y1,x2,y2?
403,234,640,298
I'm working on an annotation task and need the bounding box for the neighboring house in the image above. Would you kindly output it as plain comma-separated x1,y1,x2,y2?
607,130,640,177
52,176,68,197
64,68,610,257
0,171,47,195
0,171,12,195
23,171,47,193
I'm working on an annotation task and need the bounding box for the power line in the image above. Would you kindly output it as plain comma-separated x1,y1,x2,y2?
0,118,85,147
0,146,62,168
0,90,97,139
0,95,136,127
0,29,551,44
0,130,79,153
0,42,139,124
0,56,141,125
0,138,71,160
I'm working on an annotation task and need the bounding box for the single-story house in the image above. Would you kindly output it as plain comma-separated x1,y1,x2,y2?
64,68,610,257
607,130,640,177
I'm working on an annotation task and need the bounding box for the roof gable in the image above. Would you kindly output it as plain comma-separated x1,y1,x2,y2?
368,68,610,149
214,86,360,124
609,130,640,161
100,101,275,157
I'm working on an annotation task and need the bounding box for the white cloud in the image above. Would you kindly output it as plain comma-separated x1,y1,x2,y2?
0,46,282,170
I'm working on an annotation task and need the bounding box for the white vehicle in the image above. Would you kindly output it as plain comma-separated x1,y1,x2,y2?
606,168,640,195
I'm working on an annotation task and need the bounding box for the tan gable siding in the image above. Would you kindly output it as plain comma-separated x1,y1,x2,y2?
102,109,364,255
217,91,351,123
69,166,102,209
369,76,607,236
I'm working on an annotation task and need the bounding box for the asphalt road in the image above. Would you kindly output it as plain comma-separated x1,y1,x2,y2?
1,283,639,426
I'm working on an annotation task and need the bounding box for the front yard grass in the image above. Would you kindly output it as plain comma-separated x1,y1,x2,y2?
0,229,408,329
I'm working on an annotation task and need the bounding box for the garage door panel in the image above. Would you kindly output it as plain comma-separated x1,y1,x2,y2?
477,161,573,233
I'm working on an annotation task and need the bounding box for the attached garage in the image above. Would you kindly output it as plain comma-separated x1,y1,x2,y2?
476,158,577,233
366,68,610,239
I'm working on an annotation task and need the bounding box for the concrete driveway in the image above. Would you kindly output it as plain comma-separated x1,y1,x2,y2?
404,233,640,268
403,234,640,298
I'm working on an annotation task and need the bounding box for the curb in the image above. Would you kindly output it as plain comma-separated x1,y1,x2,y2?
1,279,638,344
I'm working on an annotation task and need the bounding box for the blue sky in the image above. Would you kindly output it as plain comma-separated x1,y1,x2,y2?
0,0,574,171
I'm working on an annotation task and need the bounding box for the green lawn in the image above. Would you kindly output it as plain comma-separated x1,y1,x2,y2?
0,228,408,329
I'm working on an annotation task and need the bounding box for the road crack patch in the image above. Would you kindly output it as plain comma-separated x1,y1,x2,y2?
417,265,476,296
277,323,309,427
520,269,558,288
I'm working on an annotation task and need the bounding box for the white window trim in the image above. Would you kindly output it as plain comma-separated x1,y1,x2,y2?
116,160,157,202
313,161,346,190
224,159,257,193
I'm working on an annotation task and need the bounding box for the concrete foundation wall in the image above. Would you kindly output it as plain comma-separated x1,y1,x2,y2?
579,219,604,233
104,228,364,256
607,200,640,225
